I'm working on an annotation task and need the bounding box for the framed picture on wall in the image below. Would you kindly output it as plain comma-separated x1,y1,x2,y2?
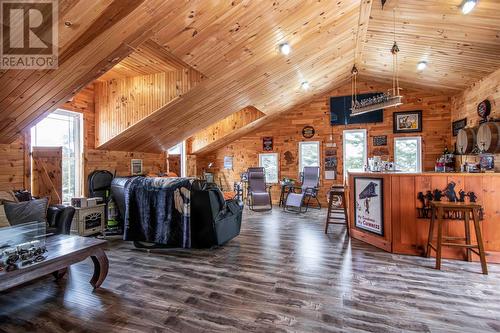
393,110,422,133
263,137,273,151
354,177,384,236
131,159,143,175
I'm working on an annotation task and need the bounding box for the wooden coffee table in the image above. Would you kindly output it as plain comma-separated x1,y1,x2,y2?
0,222,109,292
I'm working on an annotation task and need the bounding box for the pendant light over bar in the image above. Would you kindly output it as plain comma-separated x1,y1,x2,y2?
351,8,403,117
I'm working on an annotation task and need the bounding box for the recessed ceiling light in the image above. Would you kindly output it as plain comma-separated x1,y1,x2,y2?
417,61,427,71
461,0,477,14
301,81,310,90
279,43,291,55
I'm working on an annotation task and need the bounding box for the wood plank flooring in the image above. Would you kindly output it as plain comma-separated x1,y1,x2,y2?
1,209,500,332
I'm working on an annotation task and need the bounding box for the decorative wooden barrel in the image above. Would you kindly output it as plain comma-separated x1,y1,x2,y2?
456,127,477,154
477,122,500,153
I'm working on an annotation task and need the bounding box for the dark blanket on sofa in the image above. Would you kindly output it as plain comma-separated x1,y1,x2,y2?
123,177,193,248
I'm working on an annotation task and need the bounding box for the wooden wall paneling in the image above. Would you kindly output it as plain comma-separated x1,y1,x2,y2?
189,106,266,154
167,155,181,176
194,79,452,205
0,138,26,191
391,175,418,254
0,0,198,144
450,68,500,170
93,1,363,152
481,176,500,253
186,155,197,177
95,68,203,146
32,147,62,205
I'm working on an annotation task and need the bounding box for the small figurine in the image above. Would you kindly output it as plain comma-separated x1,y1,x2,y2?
425,191,434,203
417,192,425,208
433,189,443,201
443,182,458,202
458,189,467,202
468,192,477,203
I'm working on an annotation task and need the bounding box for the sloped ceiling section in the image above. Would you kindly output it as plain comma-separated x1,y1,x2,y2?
96,0,365,153
0,0,195,144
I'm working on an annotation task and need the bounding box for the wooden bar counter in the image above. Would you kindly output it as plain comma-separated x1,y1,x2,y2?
347,172,500,263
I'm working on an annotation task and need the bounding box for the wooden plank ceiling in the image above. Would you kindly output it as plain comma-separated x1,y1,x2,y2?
361,0,500,91
1,0,500,153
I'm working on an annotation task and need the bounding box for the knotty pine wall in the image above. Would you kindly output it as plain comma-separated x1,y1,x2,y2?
451,68,500,170
196,80,452,205
0,85,166,194
95,69,203,147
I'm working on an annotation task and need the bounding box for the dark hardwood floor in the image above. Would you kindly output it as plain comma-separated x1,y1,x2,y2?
1,208,500,332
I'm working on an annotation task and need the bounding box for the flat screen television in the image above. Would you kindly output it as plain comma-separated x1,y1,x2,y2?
330,93,384,125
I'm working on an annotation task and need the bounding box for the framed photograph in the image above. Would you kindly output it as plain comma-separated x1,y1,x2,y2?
452,118,467,136
224,156,233,169
354,177,384,236
131,159,143,175
263,136,273,151
393,110,422,133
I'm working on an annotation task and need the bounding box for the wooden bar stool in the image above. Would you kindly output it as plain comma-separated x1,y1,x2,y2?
324,186,349,236
426,201,488,274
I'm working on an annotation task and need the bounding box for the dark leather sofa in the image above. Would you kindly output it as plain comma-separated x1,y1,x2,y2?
110,177,242,248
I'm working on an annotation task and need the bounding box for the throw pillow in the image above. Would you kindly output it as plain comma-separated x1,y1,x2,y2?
3,198,49,226
0,205,10,228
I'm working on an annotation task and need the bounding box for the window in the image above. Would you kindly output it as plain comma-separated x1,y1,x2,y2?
31,109,83,203
394,137,422,172
299,141,320,174
167,141,186,177
343,129,367,177
259,153,279,183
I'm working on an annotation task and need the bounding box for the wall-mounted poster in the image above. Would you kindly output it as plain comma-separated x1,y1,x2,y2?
324,148,337,180
393,110,422,133
131,159,143,175
263,137,273,151
224,156,233,169
354,177,384,236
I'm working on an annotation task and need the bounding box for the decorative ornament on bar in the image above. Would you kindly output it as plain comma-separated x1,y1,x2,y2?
350,9,403,117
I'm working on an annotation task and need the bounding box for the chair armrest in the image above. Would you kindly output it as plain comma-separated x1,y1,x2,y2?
47,205,75,235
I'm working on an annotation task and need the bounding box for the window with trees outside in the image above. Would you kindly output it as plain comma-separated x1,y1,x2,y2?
299,141,320,175
343,129,367,177
31,109,83,204
259,153,279,183
394,137,422,172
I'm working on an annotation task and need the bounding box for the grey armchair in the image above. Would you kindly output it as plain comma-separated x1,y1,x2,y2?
283,166,321,213
247,167,272,211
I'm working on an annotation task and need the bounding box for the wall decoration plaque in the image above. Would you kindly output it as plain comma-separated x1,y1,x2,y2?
354,177,384,236
373,135,387,146
477,99,491,120
302,126,315,138
263,137,273,151
223,156,233,169
452,118,467,136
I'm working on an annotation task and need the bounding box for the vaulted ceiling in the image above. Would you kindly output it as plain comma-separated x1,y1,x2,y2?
1,0,499,153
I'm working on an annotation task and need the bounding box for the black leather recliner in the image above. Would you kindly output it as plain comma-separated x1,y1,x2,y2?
190,183,243,248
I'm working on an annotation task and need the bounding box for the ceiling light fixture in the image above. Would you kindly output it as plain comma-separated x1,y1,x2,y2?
461,0,477,14
417,61,427,71
301,81,310,90
279,43,291,55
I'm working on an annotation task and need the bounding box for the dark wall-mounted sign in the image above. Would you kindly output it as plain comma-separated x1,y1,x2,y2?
373,135,387,146
302,126,315,138
263,136,273,151
452,118,467,136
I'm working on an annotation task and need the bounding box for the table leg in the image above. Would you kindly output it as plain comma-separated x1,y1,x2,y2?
435,207,443,270
52,268,67,280
90,248,109,289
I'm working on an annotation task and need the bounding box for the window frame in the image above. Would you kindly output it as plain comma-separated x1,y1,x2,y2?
342,129,368,178
298,141,320,176
394,136,422,173
31,109,83,203
258,152,279,184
